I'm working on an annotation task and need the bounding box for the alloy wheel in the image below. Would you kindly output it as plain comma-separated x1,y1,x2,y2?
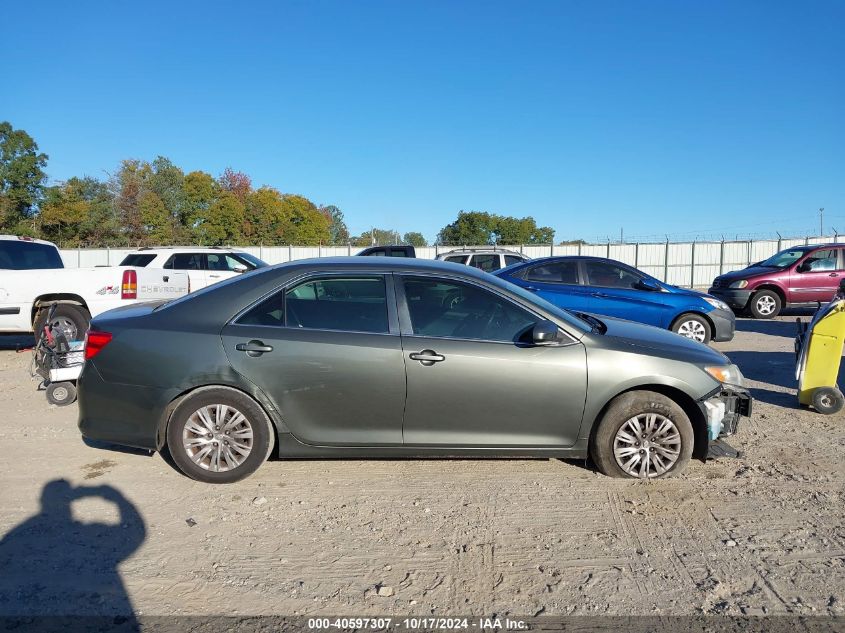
182,404,254,472
613,413,682,478
676,319,707,342
51,317,78,341
755,295,777,316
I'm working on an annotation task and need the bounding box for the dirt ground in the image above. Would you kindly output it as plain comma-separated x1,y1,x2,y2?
0,315,843,618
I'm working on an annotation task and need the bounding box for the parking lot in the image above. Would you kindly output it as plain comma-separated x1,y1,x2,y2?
1,315,843,618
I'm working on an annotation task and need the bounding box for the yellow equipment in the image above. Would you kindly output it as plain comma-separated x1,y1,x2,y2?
795,281,845,414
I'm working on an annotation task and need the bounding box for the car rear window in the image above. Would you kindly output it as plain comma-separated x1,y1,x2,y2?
0,240,64,269
526,261,579,284
119,254,156,267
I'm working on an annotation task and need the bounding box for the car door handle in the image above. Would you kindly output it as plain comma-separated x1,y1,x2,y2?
209,274,221,279
163,275,170,282
525,286,539,293
235,340,274,356
829,273,839,277
591,292,610,298
409,349,445,365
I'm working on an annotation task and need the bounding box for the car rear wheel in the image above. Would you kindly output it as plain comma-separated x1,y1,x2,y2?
591,391,694,479
166,387,274,483
34,304,91,343
671,313,712,344
749,290,781,319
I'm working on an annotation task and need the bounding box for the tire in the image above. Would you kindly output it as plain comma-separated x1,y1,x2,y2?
812,387,844,415
749,290,781,319
166,387,274,483
33,304,91,343
671,313,712,344
590,390,694,479
46,381,77,406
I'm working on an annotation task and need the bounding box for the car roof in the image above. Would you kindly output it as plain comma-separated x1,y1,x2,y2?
130,247,248,254
277,255,488,277
437,248,525,256
0,235,59,247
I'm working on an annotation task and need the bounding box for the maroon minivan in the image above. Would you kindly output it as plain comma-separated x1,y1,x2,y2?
709,244,844,319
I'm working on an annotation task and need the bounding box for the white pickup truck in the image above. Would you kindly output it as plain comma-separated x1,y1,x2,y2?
0,236,189,341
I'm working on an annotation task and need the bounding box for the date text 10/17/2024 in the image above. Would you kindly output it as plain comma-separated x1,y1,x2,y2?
307,617,528,631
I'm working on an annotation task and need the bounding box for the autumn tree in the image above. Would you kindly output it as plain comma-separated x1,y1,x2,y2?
320,205,350,245
0,122,48,233
218,168,251,204
40,177,118,246
198,191,245,245
279,195,330,245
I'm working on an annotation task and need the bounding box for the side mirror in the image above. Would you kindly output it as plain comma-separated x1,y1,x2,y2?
635,279,661,292
532,320,560,346
233,264,248,274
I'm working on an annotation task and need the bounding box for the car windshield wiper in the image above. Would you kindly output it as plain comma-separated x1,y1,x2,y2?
571,311,607,334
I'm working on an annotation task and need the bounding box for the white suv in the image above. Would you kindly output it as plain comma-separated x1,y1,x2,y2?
436,248,529,273
119,247,268,290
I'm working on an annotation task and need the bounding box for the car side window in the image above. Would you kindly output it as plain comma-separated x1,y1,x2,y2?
237,291,285,327
285,277,389,333
164,253,205,270
469,254,501,272
364,249,386,256
504,255,523,266
388,249,408,257
584,261,641,289
402,277,536,343
444,255,468,264
526,261,579,284
801,249,837,272
207,253,245,271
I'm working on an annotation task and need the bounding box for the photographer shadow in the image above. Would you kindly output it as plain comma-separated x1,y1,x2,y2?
0,479,145,625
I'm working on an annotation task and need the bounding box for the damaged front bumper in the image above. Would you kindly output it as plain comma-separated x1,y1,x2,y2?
698,384,753,443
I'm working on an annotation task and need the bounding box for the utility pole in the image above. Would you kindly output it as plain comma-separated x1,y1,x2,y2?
819,208,824,236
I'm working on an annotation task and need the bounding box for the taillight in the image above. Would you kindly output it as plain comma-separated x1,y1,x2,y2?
121,269,137,299
84,330,113,360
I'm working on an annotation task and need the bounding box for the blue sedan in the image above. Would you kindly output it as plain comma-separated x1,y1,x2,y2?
494,256,735,344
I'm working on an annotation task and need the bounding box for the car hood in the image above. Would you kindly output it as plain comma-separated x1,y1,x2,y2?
589,314,729,365
715,266,780,282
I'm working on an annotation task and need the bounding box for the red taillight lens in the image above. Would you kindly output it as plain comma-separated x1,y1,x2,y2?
84,330,112,360
121,269,137,299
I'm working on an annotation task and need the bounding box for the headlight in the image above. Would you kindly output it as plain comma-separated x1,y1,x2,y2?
729,280,748,289
704,364,745,387
703,296,730,311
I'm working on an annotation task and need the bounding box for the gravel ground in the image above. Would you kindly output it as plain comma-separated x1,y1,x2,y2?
0,316,843,618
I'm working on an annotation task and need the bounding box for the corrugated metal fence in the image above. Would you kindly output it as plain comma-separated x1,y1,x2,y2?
59,235,843,288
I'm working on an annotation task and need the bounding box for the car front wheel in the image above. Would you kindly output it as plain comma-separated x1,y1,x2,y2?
671,313,712,344
591,391,694,479
166,387,274,483
749,290,781,319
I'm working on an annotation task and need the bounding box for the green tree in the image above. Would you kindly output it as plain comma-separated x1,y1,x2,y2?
40,177,118,246
148,156,186,225
352,228,401,247
139,191,173,244
402,231,428,247
279,195,330,245
436,211,497,245
0,122,48,232
493,215,554,244
198,191,245,245
244,187,289,244
320,205,350,245
183,170,219,238
111,159,148,243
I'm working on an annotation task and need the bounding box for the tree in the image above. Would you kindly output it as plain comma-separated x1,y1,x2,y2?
436,211,497,245
352,228,401,247
183,170,218,239
148,156,186,223
279,195,330,245
198,191,245,245
40,177,118,246
437,211,554,245
139,191,173,244
320,205,350,245
244,187,289,243
218,168,251,203
111,159,148,243
402,231,428,247
0,122,48,232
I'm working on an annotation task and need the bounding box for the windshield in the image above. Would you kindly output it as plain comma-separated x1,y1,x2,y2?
758,248,811,269
235,252,269,269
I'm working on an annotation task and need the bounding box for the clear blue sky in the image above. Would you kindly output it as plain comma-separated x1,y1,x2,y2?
2,0,843,242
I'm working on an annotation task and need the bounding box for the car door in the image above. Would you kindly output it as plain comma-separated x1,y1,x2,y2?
220,274,406,445
163,252,208,289
513,260,587,311
580,260,670,326
788,249,840,304
397,274,587,447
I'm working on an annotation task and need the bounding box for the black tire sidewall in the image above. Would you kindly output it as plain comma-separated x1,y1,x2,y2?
750,290,781,319
591,391,694,479
671,313,712,344
166,388,272,483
